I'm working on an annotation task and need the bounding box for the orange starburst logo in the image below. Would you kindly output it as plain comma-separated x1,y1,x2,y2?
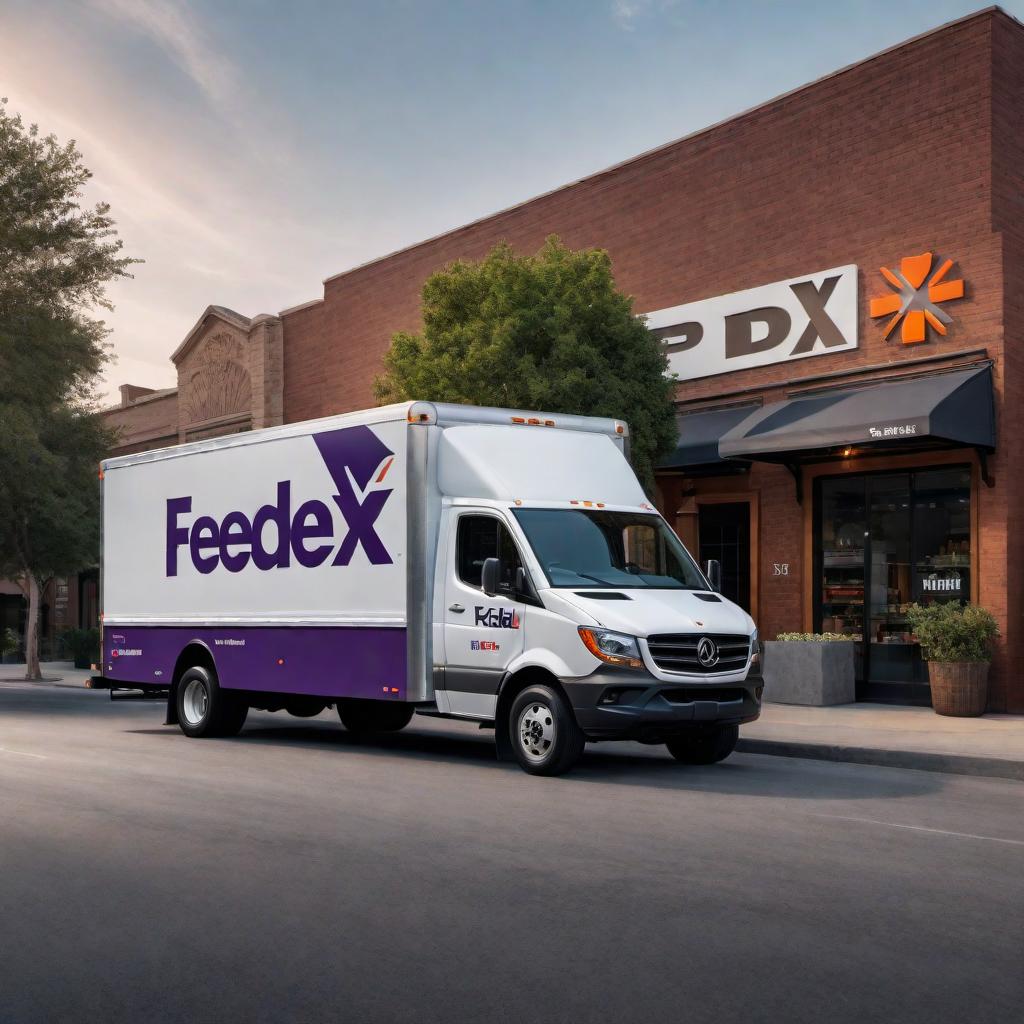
869,252,964,344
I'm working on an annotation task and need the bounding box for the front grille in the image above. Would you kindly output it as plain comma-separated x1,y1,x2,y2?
661,687,746,705
646,633,750,674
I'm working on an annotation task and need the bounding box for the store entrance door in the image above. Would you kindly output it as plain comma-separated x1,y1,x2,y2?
699,501,751,613
816,466,972,704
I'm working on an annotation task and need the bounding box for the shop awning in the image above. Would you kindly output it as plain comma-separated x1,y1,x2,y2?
659,405,757,471
719,364,995,462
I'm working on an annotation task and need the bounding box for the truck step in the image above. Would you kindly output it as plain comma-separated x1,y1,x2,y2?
109,687,170,701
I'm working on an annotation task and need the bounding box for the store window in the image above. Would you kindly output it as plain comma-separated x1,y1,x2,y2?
816,466,971,703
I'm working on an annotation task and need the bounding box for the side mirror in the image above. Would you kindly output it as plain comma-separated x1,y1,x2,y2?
706,558,722,593
481,557,500,597
515,565,536,603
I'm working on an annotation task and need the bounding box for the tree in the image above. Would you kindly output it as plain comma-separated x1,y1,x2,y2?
375,236,677,492
0,98,137,680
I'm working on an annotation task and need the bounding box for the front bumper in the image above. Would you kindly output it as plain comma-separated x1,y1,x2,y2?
563,664,763,741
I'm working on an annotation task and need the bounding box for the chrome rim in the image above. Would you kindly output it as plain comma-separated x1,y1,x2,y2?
518,702,555,763
182,678,209,726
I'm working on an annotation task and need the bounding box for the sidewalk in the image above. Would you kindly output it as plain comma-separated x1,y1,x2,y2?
741,701,1024,780
0,661,94,687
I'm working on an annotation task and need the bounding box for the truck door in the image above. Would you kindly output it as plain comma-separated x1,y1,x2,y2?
441,511,527,718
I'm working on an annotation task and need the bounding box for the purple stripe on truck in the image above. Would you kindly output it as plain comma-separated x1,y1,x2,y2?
103,625,408,701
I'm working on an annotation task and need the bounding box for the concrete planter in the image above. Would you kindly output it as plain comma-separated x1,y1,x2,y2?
762,640,856,706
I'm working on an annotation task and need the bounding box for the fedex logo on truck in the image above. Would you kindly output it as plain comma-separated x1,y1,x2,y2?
165,425,395,576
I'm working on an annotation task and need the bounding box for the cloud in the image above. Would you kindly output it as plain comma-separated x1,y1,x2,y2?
88,0,237,113
611,0,682,30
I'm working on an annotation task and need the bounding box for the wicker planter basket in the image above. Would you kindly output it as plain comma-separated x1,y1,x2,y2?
928,661,989,717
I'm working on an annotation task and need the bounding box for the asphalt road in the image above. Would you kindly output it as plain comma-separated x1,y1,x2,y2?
2,684,1022,1024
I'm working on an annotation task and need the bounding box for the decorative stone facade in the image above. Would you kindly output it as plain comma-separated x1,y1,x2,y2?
105,306,284,454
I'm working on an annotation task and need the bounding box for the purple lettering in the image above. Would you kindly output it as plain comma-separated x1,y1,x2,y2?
219,511,253,573
190,516,221,574
291,500,333,568
331,478,392,566
166,497,192,577
252,481,291,571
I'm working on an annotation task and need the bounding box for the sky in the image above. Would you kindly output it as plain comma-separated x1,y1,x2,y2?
2,0,1021,404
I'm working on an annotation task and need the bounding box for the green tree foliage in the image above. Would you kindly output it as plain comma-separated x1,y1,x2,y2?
0,98,137,679
375,237,677,492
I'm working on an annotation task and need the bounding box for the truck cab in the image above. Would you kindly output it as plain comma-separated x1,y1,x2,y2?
426,407,762,774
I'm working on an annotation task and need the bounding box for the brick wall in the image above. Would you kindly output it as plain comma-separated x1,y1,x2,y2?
991,12,1024,711
281,11,1007,424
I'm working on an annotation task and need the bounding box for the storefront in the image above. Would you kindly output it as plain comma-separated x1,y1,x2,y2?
655,254,1002,705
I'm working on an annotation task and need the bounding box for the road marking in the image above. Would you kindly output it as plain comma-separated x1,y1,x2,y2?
0,746,47,760
816,814,1024,847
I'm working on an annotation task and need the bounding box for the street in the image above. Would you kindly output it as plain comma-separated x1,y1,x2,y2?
2,683,1022,1024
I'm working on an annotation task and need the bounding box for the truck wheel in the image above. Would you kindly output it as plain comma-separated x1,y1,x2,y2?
337,699,414,735
176,666,248,738
509,684,585,776
665,724,738,765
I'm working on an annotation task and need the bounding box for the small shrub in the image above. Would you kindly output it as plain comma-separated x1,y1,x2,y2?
61,627,100,668
775,632,851,642
1,627,18,657
906,603,999,663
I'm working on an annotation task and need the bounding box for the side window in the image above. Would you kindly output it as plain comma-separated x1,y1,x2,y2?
457,515,524,595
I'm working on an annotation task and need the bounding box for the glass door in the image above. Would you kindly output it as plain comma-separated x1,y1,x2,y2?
818,478,867,683
698,502,752,612
815,466,972,704
867,474,916,694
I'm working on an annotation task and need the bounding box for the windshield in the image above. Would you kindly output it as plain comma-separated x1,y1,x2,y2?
512,508,708,590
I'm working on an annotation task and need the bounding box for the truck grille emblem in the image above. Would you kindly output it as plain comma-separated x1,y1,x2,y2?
697,637,720,668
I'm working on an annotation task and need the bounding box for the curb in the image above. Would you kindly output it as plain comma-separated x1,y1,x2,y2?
736,738,1024,782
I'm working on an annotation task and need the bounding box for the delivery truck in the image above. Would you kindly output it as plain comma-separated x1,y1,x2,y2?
95,401,762,775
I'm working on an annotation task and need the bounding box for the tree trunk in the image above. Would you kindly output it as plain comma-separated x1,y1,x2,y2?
24,574,41,682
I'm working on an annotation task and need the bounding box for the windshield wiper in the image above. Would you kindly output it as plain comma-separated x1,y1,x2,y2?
575,572,621,587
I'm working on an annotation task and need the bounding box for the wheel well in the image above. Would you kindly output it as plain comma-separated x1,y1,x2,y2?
495,667,566,761
166,643,217,726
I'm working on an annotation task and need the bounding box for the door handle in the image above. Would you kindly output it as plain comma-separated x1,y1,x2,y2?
449,603,465,613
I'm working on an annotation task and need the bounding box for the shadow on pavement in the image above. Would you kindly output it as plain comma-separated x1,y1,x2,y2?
126,714,945,802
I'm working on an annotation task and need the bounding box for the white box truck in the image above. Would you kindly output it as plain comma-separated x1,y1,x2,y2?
97,402,762,775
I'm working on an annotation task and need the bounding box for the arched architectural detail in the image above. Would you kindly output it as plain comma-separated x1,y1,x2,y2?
179,332,252,426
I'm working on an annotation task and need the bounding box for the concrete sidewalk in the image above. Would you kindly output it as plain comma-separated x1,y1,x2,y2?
0,661,93,686
741,701,1024,780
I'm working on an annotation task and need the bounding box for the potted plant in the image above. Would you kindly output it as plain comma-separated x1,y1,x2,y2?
61,627,101,671
1,627,19,664
906,603,999,716
762,632,856,706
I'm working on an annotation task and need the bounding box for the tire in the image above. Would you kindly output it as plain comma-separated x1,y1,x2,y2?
665,724,738,765
175,665,248,738
337,699,414,734
509,684,585,776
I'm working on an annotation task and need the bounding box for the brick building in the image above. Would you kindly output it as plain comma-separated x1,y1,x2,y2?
15,7,1021,709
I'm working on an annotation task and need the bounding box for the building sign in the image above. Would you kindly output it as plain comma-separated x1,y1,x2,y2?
922,576,962,593
869,251,964,345
645,265,858,382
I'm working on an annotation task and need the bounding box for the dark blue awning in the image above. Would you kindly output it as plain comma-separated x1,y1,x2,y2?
659,405,758,471
719,364,995,462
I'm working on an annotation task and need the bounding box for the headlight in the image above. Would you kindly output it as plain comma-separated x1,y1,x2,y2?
750,628,760,664
578,627,644,669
